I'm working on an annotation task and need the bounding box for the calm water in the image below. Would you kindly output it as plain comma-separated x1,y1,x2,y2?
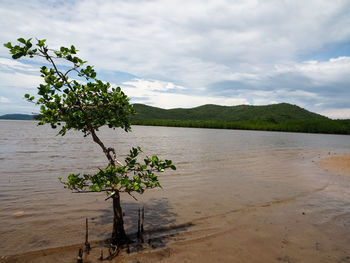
0,120,350,255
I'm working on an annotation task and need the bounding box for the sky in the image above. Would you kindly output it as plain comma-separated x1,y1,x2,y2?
0,0,350,118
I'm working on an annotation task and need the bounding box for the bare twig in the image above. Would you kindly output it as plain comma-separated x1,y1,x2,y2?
85,218,91,253
64,66,80,77
127,192,138,201
105,191,116,201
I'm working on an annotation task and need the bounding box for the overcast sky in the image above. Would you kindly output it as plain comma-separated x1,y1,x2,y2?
1,0,350,118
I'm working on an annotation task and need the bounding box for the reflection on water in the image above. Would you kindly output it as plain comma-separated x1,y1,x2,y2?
0,120,350,255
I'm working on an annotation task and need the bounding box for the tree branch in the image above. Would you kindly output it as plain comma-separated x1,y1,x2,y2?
89,128,115,166
64,66,80,77
127,192,138,201
39,47,115,165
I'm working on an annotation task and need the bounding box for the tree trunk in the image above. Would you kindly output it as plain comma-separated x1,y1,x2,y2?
111,191,128,245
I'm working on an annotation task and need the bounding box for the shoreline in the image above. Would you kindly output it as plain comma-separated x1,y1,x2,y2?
1,119,350,136
131,121,350,135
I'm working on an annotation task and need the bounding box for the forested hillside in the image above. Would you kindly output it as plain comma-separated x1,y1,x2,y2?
131,103,350,135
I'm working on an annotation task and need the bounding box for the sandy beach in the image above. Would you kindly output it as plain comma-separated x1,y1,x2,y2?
1,154,349,263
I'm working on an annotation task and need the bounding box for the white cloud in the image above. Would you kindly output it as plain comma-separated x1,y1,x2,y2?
0,57,35,71
121,78,248,108
320,108,350,119
225,56,350,87
0,0,350,117
280,57,350,85
2,0,350,76
0,58,41,93
0,58,42,115
143,92,249,109
123,79,185,92
0,71,41,89
0,96,10,103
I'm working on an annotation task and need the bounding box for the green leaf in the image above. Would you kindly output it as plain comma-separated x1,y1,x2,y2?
3,42,12,49
17,38,26,44
12,53,22,59
71,45,76,54
26,40,32,48
37,39,47,48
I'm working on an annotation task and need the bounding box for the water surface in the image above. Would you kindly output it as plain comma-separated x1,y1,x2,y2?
0,120,349,255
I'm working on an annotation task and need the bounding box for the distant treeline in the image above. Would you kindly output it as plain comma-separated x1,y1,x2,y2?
0,114,36,120
131,119,350,134
130,103,350,135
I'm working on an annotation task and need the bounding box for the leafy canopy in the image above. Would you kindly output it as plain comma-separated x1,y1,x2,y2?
4,38,175,197
5,38,134,136
62,146,176,196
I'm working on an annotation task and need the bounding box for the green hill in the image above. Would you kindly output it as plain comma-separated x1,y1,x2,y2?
132,103,327,122
131,103,350,135
0,114,36,120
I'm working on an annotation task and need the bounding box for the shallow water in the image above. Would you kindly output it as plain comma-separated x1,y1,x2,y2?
0,120,349,256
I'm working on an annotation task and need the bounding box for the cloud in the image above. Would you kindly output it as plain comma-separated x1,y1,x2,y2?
0,71,41,90
123,79,185,93
0,0,350,117
2,0,350,74
319,108,350,119
0,96,10,103
121,78,248,108
277,57,350,87
0,57,36,72
0,58,41,115
208,56,350,116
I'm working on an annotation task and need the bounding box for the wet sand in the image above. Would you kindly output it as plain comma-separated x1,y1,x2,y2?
318,154,350,177
2,194,350,263
1,154,350,263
